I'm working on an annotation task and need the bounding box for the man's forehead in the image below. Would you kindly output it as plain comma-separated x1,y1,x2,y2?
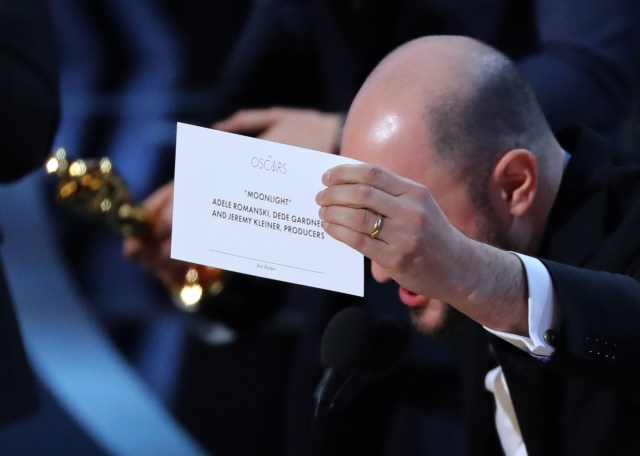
342,109,471,219
369,113,401,144
342,109,434,181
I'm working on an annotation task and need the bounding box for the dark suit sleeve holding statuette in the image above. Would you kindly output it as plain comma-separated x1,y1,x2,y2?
0,0,60,425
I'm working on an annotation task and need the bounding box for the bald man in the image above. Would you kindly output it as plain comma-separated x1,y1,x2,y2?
317,36,640,455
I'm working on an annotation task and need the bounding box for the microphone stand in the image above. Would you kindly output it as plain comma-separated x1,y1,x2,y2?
313,369,362,456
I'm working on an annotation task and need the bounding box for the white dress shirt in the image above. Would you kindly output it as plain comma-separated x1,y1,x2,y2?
483,252,560,455
480,149,570,455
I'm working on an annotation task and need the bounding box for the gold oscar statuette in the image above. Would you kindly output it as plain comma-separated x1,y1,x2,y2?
45,147,225,312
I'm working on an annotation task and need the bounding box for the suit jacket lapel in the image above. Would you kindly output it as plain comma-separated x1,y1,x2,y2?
538,127,612,266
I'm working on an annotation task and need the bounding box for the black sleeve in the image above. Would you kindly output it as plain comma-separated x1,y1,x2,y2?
540,259,640,391
0,0,60,182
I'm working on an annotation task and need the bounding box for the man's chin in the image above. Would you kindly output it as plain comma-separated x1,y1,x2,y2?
409,303,461,337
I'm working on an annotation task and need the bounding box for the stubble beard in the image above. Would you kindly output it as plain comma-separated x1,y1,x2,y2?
409,302,464,338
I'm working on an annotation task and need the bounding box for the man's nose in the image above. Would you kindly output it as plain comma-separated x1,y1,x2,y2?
371,261,391,283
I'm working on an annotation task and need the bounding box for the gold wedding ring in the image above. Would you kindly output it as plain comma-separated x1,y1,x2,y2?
370,215,383,239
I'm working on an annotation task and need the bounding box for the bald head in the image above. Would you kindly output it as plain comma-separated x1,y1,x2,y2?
348,36,558,206
339,37,564,335
362,35,487,98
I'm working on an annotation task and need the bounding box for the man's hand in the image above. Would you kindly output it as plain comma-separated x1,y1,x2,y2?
122,181,189,288
316,163,466,299
316,163,528,335
213,107,342,153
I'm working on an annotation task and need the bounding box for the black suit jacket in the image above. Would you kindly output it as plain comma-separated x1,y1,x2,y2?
0,0,59,425
459,127,640,455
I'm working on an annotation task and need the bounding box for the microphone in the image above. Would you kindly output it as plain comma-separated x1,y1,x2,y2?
312,307,409,455
313,306,410,415
314,307,374,416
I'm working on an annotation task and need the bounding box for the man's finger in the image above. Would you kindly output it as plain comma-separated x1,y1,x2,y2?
144,181,174,213
319,205,392,240
122,237,144,260
213,109,278,134
322,220,392,261
322,163,413,197
316,182,407,221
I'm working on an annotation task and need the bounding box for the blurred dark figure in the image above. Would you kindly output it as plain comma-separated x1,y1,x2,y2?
213,0,640,136
0,0,59,425
45,1,306,455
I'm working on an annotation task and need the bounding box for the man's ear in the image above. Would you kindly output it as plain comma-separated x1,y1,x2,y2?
491,149,537,217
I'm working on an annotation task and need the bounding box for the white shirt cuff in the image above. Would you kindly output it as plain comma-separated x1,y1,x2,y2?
484,252,558,358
